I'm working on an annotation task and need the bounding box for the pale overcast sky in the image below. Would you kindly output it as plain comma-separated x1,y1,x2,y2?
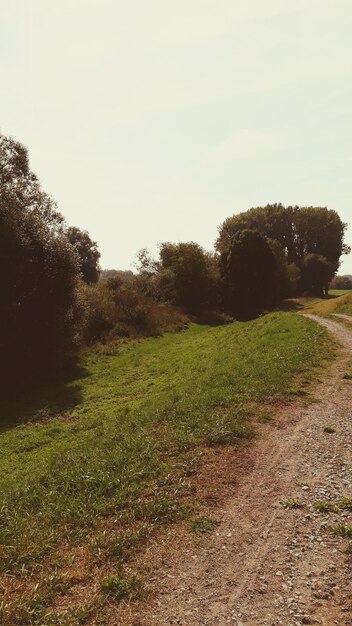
1,0,352,272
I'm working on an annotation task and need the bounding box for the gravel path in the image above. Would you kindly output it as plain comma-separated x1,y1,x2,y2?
133,315,352,626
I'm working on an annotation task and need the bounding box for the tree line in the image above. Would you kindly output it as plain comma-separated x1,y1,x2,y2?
1,135,350,391
0,136,100,390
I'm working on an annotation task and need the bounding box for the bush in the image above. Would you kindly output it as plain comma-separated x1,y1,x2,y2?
82,278,189,343
157,242,220,314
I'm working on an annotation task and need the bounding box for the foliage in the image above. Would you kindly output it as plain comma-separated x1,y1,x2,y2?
81,277,188,343
300,253,333,296
330,274,352,290
315,500,339,513
323,425,336,433
100,268,134,282
330,524,352,537
216,204,349,295
0,135,83,390
268,238,300,299
220,230,279,316
66,226,100,284
281,498,304,509
157,242,220,314
101,572,144,600
190,515,217,534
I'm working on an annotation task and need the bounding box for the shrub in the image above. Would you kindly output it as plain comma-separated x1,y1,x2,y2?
82,278,189,343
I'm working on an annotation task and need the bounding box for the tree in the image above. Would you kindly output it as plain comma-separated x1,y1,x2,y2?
0,135,83,390
268,239,300,299
216,204,296,260
300,254,333,296
158,242,219,314
293,207,349,275
66,226,100,284
220,230,278,317
216,205,349,284
330,275,352,290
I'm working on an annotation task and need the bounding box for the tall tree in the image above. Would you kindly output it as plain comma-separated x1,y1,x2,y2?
66,226,100,284
158,242,219,314
220,230,278,317
300,254,333,296
216,204,349,274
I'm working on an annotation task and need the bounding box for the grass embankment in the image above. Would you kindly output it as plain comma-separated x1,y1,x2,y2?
302,290,352,317
0,313,333,624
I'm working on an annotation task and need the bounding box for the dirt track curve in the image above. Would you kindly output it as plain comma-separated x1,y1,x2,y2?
123,315,352,626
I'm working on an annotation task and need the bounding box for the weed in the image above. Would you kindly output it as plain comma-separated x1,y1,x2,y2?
342,372,352,380
257,412,273,424
101,572,144,600
340,497,352,511
323,425,336,433
330,524,352,538
281,498,304,509
112,526,150,560
190,515,217,534
314,500,339,513
287,388,307,397
8,575,67,625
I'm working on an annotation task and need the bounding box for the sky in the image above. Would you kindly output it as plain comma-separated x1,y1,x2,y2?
1,0,352,273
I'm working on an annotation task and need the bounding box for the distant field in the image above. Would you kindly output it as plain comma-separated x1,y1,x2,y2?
0,313,334,625
328,289,352,296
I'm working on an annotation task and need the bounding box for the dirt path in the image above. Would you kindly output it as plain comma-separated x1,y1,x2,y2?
124,315,351,626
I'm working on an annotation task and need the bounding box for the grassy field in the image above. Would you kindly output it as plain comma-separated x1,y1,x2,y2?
0,313,334,625
328,289,352,297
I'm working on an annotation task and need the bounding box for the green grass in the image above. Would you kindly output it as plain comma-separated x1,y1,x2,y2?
328,289,352,296
101,572,144,600
190,515,217,535
302,291,352,317
0,312,334,622
333,292,352,317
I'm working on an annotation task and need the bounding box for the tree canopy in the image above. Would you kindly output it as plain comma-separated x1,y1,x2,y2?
300,254,333,296
330,274,352,290
66,226,101,284
158,242,219,314
216,204,349,273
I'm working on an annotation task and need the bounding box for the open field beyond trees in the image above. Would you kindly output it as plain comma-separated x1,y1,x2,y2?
0,312,334,625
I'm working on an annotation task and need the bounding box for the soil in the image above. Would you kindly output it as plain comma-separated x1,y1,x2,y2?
110,314,352,626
